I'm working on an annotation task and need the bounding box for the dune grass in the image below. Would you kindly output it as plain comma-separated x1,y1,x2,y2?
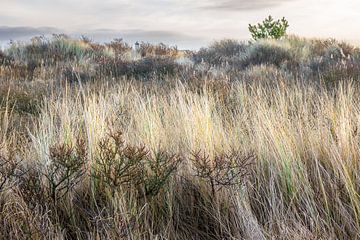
0,78,359,239
1,36,360,239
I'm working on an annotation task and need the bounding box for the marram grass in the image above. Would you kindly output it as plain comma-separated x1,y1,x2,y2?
0,79,354,239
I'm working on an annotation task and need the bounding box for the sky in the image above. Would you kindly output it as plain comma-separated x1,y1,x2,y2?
1,0,360,49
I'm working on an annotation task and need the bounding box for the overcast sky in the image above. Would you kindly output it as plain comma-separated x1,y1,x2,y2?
1,0,360,49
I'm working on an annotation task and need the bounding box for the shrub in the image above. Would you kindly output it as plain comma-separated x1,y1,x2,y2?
130,57,180,79
5,35,93,67
106,38,131,58
95,56,181,80
17,167,45,208
249,15,289,41
62,66,93,84
191,150,254,196
139,42,178,57
242,41,293,67
143,151,182,197
50,34,91,62
95,56,127,78
93,131,182,198
0,151,22,192
0,50,5,65
321,61,360,87
43,139,87,204
193,39,246,65
93,131,147,193
307,41,360,86
0,83,42,115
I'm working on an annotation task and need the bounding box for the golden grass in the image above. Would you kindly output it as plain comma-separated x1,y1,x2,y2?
8,78,355,238
3,35,360,239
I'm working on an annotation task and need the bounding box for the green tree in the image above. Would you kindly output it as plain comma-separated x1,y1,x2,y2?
249,15,289,41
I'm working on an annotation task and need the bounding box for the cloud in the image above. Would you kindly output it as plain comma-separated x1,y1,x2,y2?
199,0,292,11
0,26,61,41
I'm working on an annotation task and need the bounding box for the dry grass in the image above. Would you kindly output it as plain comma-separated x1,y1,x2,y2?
0,79,357,239
1,36,360,239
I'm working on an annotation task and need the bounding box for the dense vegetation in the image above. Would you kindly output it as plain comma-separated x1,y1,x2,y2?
1,35,360,239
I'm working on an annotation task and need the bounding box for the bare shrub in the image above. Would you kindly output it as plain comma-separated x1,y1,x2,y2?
93,131,147,193
139,42,178,57
17,167,45,209
44,139,87,204
0,150,23,192
106,38,131,58
93,131,181,198
191,150,254,195
143,151,182,197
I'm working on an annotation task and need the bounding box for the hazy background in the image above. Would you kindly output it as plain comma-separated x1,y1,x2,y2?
1,0,359,49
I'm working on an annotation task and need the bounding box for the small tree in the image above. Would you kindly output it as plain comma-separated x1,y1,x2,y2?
249,15,289,41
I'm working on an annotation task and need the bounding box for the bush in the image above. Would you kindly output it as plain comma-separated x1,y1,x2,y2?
62,66,93,84
242,41,293,67
0,50,5,65
191,150,254,196
49,34,91,62
44,139,87,204
130,57,180,79
105,38,131,59
93,131,182,198
308,40,360,86
322,61,360,87
5,35,93,67
249,15,289,40
0,83,43,115
0,151,22,193
93,131,147,193
95,55,181,80
139,42,178,57
143,151,182,197
193,39,246,65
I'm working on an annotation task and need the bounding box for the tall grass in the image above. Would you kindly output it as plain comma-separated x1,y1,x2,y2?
1,36,360,239
0,78,352,238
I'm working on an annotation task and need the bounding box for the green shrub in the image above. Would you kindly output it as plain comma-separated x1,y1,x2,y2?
249,15,289,41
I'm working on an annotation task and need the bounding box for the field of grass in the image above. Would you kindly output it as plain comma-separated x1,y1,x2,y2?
1,35,360,239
